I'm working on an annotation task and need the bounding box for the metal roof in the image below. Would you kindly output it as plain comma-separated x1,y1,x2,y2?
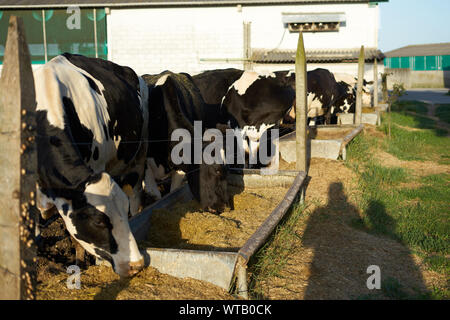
384,43,450,58
0,0,388,9
252,47,385,63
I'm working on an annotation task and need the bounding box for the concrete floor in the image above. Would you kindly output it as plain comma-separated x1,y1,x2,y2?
398,88,450,105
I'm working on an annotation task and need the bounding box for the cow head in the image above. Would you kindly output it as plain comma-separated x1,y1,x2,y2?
185,161,230,214
354,78,373,106
54,173,144,277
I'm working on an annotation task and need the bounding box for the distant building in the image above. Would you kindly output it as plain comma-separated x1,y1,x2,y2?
0,0,387,81
384,43,450,88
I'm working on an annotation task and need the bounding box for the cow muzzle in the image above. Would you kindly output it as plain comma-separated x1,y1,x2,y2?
118,258,145,278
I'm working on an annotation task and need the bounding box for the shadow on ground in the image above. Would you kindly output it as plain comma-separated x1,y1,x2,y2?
301,182,430,299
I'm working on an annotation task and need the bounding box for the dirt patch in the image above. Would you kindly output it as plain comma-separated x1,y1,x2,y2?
374,150,450,176
253,158,445,299
363,125,385,139
143,186,288,251
393,123,426,132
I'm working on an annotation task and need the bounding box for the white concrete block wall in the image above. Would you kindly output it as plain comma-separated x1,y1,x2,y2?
243,3,378,50
107,3,379,76
108,7,245,75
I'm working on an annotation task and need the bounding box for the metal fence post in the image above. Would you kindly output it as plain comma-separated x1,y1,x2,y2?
0,16,37,300
355,45,364,125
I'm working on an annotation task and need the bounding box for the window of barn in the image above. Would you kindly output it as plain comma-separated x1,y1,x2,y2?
0,10,45,64
0,8,107,65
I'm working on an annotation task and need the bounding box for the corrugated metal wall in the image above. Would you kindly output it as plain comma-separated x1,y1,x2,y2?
384,55,450,71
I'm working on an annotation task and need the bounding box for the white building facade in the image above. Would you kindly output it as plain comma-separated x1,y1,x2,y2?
0,0,386,80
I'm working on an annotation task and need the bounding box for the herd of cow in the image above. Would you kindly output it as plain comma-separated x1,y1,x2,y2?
33,53,372,277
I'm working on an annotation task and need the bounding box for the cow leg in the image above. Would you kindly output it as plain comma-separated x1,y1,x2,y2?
143,158,162,200
122,183,142,216
71,236,86,268
247,139,259,168
170,170,186,192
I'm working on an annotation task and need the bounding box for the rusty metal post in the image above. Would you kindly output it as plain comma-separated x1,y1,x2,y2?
373,57,378,107
0,16,37,300
355,45,364,125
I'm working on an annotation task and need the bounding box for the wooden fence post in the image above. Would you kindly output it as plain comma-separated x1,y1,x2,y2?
355,45,364,125
373,57,378,107
295,31,307,201
0,16,37,300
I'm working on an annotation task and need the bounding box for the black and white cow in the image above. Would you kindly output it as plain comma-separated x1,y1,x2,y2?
193,68,295,166
34,53,146,277
333,72,373,106
142,71,230,214
280,68,356,125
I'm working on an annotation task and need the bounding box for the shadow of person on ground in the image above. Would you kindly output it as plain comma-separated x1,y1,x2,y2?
302,182,430,299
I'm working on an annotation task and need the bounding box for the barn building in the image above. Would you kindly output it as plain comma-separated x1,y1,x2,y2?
0,0,387,81
384,42,450,89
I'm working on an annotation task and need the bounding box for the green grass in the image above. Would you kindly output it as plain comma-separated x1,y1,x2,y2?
345,115,450,289
379,112,450,164
391,100,428,114
247,202,306,299
435,104,450,124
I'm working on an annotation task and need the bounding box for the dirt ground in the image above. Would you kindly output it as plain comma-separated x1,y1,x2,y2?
253,130,448,300
36,127,447,300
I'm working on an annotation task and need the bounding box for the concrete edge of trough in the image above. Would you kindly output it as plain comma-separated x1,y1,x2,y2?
279,125,364,161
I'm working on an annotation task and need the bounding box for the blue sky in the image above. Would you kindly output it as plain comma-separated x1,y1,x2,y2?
378,0,450,53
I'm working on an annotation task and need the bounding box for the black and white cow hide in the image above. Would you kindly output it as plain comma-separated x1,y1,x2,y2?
34,53,146,277
142,71,230,214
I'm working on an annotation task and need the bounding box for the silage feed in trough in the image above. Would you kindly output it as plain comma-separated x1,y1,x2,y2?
311,129,353,140
141,186,289,250
36,184,291,299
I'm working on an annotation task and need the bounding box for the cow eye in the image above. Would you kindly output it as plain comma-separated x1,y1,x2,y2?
94,219,106,228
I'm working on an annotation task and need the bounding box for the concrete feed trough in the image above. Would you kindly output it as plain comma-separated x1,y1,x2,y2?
128,169,306,298
337,111,380,125
279,124,364,161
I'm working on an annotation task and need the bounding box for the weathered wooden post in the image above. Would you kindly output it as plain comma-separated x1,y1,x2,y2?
355,45,365,125
0,16,37,300
295,32,307,202
243,22,252,71
373,57,378,107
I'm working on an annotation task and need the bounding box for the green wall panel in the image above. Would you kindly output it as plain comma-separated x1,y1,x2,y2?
0,8,107,64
